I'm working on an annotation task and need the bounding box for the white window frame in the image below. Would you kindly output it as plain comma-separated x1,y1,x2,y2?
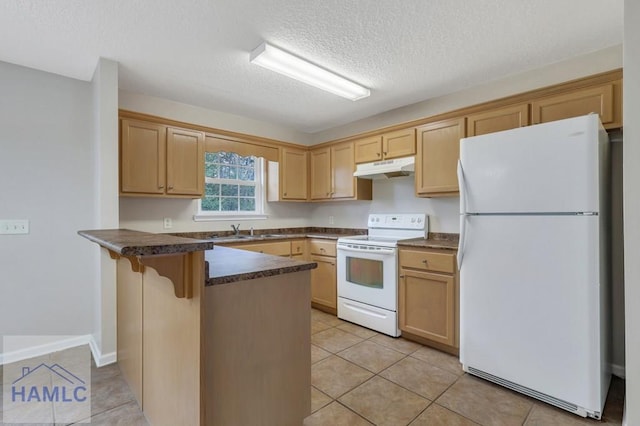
194,155,267,221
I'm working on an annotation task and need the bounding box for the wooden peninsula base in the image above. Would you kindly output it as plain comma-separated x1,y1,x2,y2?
79,229,315,426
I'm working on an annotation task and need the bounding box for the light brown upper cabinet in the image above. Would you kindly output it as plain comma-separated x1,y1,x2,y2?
354,128,416,164
415,118,466,197
120,119,204,198
531,82,619,128
310,142,372,201
466,103,529,137
310,147,331,200
166,127,205,196
279,147,308,201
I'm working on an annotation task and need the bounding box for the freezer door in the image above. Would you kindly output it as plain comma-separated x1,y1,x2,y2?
459,115,601,213
459,215,604,412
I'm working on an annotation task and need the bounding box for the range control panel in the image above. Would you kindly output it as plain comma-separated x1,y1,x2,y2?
367,214,427,230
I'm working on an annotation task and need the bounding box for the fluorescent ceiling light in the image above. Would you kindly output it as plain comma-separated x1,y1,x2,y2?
250,42,370,101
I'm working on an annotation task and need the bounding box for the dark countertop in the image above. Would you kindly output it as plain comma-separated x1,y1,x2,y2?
398,233,459,250
205,246,317,286
171,228,459,249
78,229,215,256
171,227,366,244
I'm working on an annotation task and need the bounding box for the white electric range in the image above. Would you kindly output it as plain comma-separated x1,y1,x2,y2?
336,213,428,336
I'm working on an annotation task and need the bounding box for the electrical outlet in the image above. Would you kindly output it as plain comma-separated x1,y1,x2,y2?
163,218,172,229
0,219,29,235
329,216,334,225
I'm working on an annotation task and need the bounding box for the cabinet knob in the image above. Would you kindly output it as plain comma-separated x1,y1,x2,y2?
158,185,165,189
284,192,287,196
422,259,428,264
168,185,174,190
383,152,387,156
377,152,381,156
326,192,329,196
399,275,405,278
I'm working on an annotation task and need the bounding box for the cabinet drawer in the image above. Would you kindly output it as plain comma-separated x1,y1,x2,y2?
308,240,336,257
399,249,455,274
291,240,306,256
232,241,291,256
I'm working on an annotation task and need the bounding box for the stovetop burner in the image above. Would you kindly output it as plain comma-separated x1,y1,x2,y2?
337,213,428,247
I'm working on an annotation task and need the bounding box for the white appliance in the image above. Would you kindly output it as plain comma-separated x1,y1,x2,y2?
337,213,427,336
457,114,610,419
353,156,415,180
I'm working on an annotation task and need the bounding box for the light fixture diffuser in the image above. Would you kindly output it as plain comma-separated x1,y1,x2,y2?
250,42,370,101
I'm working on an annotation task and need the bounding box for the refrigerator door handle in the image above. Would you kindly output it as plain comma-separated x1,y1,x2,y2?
457,160,467,215
458,214,466,270
457,160,467,270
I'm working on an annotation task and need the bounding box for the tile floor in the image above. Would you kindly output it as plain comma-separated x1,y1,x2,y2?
307,309,625,426
0,345,147,425
0,309,625,425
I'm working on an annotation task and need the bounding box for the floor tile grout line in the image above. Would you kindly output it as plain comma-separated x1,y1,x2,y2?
432,402,483,425
406,399,436,425
334,399,375,425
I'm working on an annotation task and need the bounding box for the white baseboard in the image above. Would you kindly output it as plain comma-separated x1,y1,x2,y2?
89,336,117,367
0,334,117,368
611,363,625,379
0,335,91,365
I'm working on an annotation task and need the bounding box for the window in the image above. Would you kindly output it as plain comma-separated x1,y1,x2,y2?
195,151,265,219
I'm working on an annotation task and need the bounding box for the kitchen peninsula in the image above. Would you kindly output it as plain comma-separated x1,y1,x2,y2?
79,229,316,426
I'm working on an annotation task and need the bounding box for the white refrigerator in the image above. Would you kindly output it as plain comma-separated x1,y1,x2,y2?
457,114,611,419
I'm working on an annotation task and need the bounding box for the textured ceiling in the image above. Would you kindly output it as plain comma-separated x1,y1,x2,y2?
0,1,623,133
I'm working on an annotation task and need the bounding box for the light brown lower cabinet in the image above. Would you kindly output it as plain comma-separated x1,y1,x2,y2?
226,240,291,256
308,239,337,314
398,248,459,354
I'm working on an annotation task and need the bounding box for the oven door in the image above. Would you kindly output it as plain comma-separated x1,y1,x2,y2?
337,243,397,311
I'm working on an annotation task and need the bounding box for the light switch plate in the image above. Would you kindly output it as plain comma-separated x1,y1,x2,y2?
0,220,29,235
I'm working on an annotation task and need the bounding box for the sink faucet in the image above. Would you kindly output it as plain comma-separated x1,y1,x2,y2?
231,224,240,235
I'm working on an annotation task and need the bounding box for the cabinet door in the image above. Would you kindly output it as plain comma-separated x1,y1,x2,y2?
415,118,465,197
166,127,204,196
228,241,292,256
310,147,331,200
281,148,308,200
331,142,356,199
290,240,307,258
121,119,167,194
354,136,382,163
467,104,529,137
382,128,416,159
531,84,614,126
399,269,455,346
310,255,337,310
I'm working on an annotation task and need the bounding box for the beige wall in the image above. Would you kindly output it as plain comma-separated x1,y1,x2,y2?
119,91,311,145
91,58,119,366
624,1,639,424
0,61,95,360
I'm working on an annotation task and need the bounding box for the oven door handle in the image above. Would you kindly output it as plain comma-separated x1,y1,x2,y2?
337,245,396,255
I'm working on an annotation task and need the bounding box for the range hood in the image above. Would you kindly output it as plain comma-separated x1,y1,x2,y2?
353,156,415,180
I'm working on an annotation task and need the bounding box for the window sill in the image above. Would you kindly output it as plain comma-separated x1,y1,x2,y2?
193,214,268,222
